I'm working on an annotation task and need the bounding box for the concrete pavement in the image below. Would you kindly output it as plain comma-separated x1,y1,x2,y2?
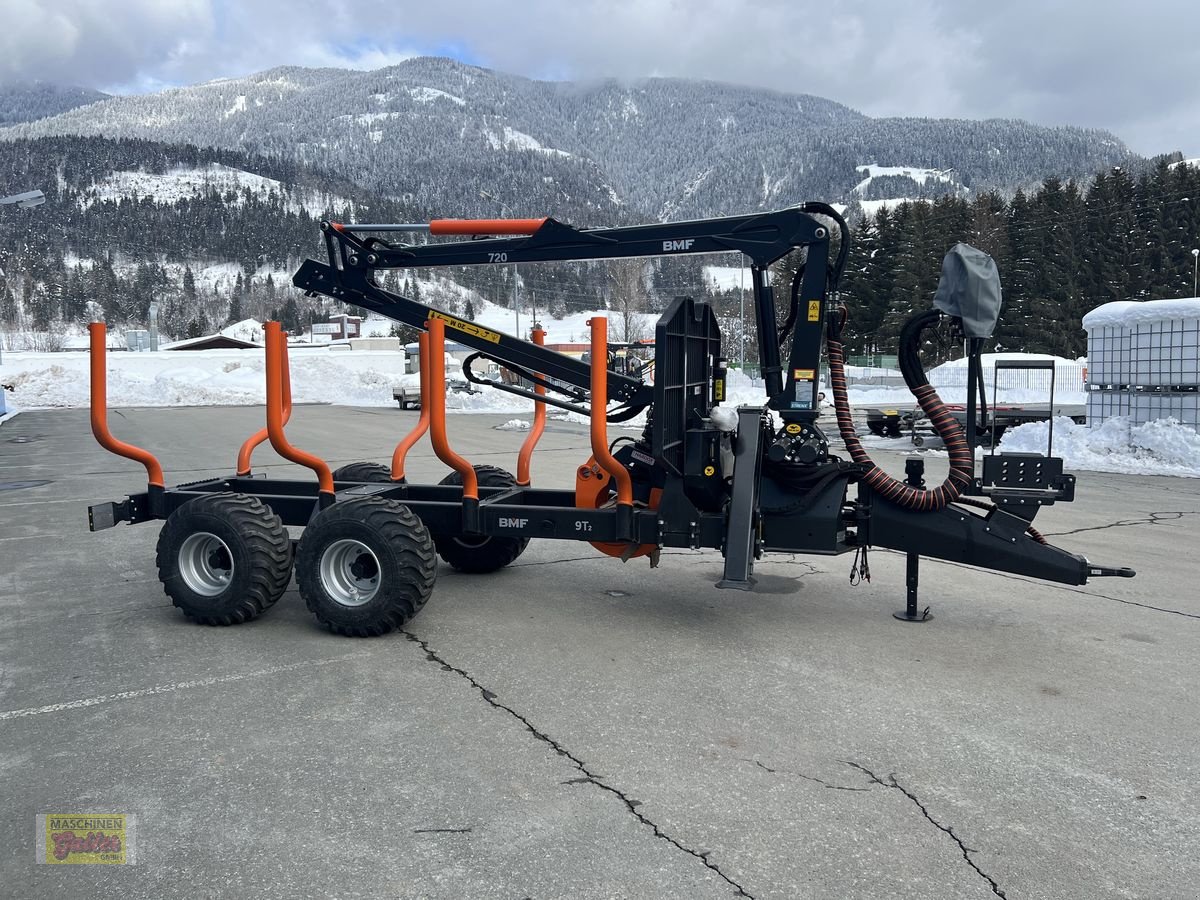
1,405,1197,899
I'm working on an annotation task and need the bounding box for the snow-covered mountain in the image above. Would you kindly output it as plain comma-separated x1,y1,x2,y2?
1,57,1137,222
0,81,108,126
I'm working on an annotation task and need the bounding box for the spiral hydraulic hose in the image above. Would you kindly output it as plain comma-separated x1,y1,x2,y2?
827,308,974,511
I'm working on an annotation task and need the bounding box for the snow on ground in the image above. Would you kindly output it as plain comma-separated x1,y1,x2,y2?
6,344,1200,478
852,164,956,195
0,348,410,411
81,163,350,218
408,86,466,106
857,198,919,218
495,418,532,431
482,125,571,157
1000,416,1200,478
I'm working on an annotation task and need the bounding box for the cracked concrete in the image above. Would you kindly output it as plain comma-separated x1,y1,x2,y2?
3,406,1199,899
1042,509,1200,538
403,631,753,898
749,759,869,792
845,763,1007,898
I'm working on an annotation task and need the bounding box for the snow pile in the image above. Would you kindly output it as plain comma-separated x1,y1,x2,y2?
495,418,532,431
1082,297,1200,329
999,416,1200,477
0,348,411,409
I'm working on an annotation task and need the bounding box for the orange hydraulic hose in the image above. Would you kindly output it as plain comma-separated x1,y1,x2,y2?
390,332,431,481
429,218,547,235
89,322,164,487
426,318,478,499
236,328,292,476
588,317,632,506
515,328,547,486
263,322,334,495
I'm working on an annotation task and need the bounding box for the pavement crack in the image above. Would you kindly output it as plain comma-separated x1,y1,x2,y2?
756,556,822,575
845,763,1006,898
402,631,753,898
1042,510,1200,538
748,759,869,791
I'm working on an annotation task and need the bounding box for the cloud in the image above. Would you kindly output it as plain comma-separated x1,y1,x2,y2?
2,0,1197,156
0,0,212,87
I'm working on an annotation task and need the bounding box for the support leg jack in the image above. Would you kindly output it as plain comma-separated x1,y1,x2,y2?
893,551,933,623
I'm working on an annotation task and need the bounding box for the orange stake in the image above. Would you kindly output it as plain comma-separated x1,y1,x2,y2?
89,322,164,487
426,318,478,499
237,329,292,476
516,328,547,486
390,332,432,481
264,322,334,496
588,317,632,506
429,218,546,236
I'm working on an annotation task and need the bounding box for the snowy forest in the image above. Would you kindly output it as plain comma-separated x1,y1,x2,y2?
1,132,1197,360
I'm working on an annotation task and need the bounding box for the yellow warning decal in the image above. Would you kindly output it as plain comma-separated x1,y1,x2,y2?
428,310,501,344
714,378,725,402
785,423,802,434
703,465,716,476
807,300,821,322
793,368,815,381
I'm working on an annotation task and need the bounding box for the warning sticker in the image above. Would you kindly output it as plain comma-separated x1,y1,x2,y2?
807,300,821,322
428,310,501,344
793,368,815,381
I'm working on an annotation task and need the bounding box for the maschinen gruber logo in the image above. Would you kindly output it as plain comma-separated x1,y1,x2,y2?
36,814,136,864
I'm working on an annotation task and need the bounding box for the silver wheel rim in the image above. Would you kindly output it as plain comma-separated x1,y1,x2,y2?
320,539,381,607
179,532,234,596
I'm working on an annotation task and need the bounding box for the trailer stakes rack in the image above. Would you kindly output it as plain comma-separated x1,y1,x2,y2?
87,205,1135,636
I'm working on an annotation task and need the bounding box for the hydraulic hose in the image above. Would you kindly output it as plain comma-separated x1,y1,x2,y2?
827,307,974,511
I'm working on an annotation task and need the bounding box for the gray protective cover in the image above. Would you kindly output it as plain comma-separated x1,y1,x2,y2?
932,243,1003,338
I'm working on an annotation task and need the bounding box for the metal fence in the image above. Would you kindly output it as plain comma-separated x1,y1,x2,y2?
928,364,1086,392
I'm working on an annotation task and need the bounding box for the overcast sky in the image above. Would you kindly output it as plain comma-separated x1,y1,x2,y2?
3,0,1198,157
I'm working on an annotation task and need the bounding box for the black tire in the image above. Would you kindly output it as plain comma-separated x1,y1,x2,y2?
155,492,293,626
295,496,436,637
331,462,393,483
433,465,529,573
867,421,885,436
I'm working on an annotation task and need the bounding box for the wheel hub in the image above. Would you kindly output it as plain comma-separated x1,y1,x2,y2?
320,539,381,607
178,532,234,597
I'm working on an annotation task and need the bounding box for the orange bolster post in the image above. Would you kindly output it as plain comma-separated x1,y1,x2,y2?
516,328,547,487
428,218,547,236
425,318,478,500
390,332,432,481
89,322,164,487
588,317,632,507
263,322,334,497
237,328,292,476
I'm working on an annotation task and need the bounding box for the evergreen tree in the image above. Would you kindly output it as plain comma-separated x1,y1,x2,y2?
281,297,302,333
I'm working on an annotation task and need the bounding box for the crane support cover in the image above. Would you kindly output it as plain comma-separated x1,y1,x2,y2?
932,243,1003,339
